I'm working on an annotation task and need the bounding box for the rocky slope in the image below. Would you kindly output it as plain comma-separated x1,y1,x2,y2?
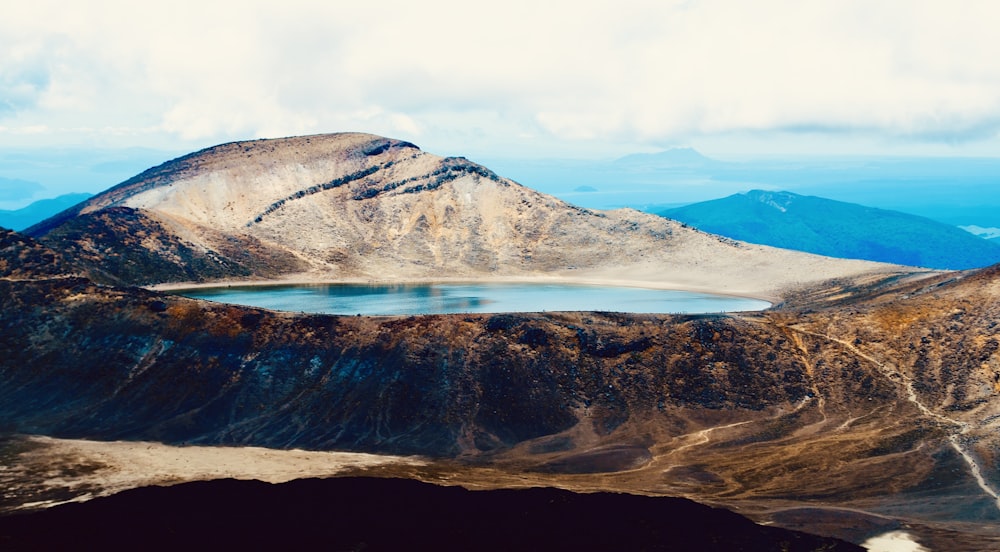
0,228,83,280
26,133,904,299
2,228,999,549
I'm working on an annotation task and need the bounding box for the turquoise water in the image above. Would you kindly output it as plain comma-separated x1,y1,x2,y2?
174,283,770,315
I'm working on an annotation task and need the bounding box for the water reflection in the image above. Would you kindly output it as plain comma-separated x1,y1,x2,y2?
176,283,770,316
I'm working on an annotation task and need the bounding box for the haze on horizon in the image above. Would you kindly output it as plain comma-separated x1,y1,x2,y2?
3,0,1000,208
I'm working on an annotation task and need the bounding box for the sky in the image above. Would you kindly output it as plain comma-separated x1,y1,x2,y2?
2,1,1000,206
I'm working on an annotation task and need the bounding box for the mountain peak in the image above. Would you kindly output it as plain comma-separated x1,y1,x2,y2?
86,133,422,213
743,189,799,212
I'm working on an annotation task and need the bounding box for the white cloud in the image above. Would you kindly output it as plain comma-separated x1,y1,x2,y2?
1,0,1000,155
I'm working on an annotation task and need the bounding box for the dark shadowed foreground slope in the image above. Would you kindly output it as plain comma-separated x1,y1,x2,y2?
0,477,860,551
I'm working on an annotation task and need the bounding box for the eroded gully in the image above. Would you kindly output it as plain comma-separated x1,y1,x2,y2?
784,325,1000,512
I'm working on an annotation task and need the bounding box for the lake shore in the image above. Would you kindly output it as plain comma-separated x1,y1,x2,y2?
148,271,785,303
145,254,937,305
168,280,772,315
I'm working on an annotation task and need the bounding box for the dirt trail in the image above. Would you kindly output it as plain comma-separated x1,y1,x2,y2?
666,420,755,456
785,328,829,425
785,325,1000,512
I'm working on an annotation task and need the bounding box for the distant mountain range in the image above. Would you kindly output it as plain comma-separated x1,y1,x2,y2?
480,150,1000,232
613,147,717,167
0,193,92,231
659,190,1000,270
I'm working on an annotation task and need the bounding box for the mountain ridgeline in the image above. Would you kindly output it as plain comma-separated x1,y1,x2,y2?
660,190,1000,269
23,133,898,299
0,193,92,232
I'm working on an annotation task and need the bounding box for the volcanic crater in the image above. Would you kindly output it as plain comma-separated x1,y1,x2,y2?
3,133,999,550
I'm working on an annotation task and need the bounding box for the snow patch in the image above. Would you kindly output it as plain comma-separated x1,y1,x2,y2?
959,225,1000,240
862,531,930,552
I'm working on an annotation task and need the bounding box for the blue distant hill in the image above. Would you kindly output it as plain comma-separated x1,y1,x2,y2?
659,190,1000,270
0,193,92,231
614,147,717,168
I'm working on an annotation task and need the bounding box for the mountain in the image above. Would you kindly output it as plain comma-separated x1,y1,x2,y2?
614,147,717,167
481,153,1000,222
7,134,1000,549
660,190,1000,269
25,133,900,299
0,192,92,231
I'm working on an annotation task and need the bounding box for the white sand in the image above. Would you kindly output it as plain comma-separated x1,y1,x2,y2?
12,436,424,509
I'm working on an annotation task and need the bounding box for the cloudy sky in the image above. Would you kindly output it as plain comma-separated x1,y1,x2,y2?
3,0,1000,161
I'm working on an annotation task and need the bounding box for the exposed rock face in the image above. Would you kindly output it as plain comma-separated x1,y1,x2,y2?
0,276,812,455
26,133,902,297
